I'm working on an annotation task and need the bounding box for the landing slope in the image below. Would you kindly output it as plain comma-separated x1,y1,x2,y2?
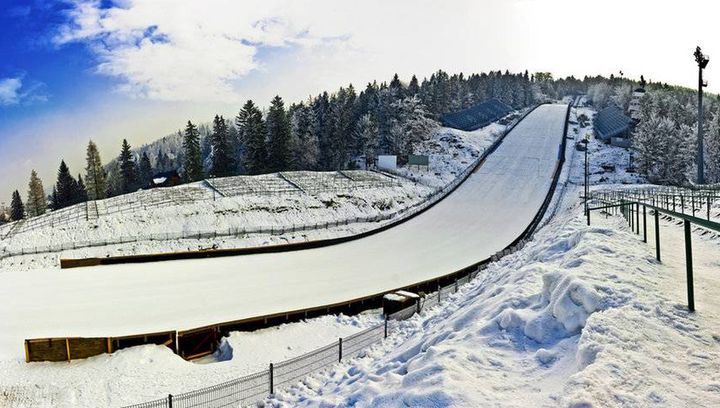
0,104,568,359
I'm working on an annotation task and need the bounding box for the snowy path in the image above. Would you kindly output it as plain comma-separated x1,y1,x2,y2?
0,104,568,361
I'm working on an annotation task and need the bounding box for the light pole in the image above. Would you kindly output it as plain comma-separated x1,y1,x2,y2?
582,135,590,218
694,46,710,185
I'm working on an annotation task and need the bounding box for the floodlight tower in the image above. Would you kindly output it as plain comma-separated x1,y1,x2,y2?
694,46,709,185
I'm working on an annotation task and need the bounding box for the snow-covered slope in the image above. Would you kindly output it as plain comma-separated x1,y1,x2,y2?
0,123,506,271
0,104,567,362
270,201,720,407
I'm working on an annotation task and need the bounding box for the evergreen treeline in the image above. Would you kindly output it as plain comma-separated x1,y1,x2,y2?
632,88,720,185
10,69,712,223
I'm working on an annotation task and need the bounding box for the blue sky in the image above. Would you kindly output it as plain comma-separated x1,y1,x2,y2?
1,0,719,205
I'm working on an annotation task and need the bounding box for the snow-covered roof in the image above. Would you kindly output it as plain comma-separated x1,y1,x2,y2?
441,99,513,131
594,106,632,141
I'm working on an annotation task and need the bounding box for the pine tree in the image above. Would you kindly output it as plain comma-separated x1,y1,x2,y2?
325,86,357,169
354,113,379,160
77,175,89,202
156,149,169,173
10,190,24,221
55,160,79,209
183,121,204,181
119,139,137,194
50,187,58,210
237,100,267,175
138,152,153,188
407,75,420,96
706,111,720,183
290,104,320,170
389,96,438,157
84,140,107,201
26,170,47,217
210,115,235,177
265,96,293,172
389,73,403,97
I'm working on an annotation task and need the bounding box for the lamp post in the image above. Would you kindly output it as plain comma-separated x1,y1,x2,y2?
582,135,590,217
694,46,710,185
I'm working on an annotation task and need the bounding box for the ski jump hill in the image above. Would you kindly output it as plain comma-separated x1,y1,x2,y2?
2,103,570,362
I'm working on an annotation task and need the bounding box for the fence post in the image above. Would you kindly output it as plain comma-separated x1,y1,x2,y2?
338,338,343,362
587,207,591,226
708,196,712,221
655,210,661,262
635,202,640,235
269,363,274,395
684,220,695,312
384,315,388,338
168,394,173,408
642,205,647,243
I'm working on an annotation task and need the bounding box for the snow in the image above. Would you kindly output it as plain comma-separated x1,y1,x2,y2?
0,104,568,365
265,119,720,406
2,103,719,407
0,121,504,271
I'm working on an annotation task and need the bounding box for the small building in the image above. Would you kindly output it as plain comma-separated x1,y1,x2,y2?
593,106,633,147
151,170,183,188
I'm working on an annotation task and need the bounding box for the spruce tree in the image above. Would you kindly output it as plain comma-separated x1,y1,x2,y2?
77,175,89,202
183,120,204,181
84,140,107,200
119,139,137,194
210,115,235,177
26,170,47,217
266,96,293,172
55,160,79,209
290,105,320,170
138,152,153,187
354,113,379,160
237,100,267,174
10,190,24,221
156,149,169,173
407,75,420,96
50,187,58,210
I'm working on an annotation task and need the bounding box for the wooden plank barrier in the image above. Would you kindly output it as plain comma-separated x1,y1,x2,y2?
25,331,176,363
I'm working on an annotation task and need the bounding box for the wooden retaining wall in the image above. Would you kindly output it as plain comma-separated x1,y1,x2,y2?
25,331,175,363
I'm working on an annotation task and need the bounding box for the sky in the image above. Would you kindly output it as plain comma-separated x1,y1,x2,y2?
1,0,719,205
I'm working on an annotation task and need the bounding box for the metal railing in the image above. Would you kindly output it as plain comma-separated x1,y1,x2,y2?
587,188,720,312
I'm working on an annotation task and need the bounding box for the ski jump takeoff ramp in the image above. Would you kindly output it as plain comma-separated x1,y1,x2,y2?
0,104,569,360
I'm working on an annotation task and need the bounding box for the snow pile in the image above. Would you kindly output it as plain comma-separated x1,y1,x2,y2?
496,271,600,344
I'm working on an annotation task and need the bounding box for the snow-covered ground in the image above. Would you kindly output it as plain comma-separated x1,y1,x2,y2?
269,200,720,407
3,103,718,408
0,121,506,271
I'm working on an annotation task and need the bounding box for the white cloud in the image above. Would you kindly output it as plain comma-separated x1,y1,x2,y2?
0,77,23,105
54,0,346,102
55,0,720,105
0,76,48,106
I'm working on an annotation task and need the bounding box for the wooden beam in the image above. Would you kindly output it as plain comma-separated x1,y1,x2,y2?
65,338,71,362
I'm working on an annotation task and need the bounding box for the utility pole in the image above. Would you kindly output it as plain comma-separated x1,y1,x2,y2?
694,46,710,185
